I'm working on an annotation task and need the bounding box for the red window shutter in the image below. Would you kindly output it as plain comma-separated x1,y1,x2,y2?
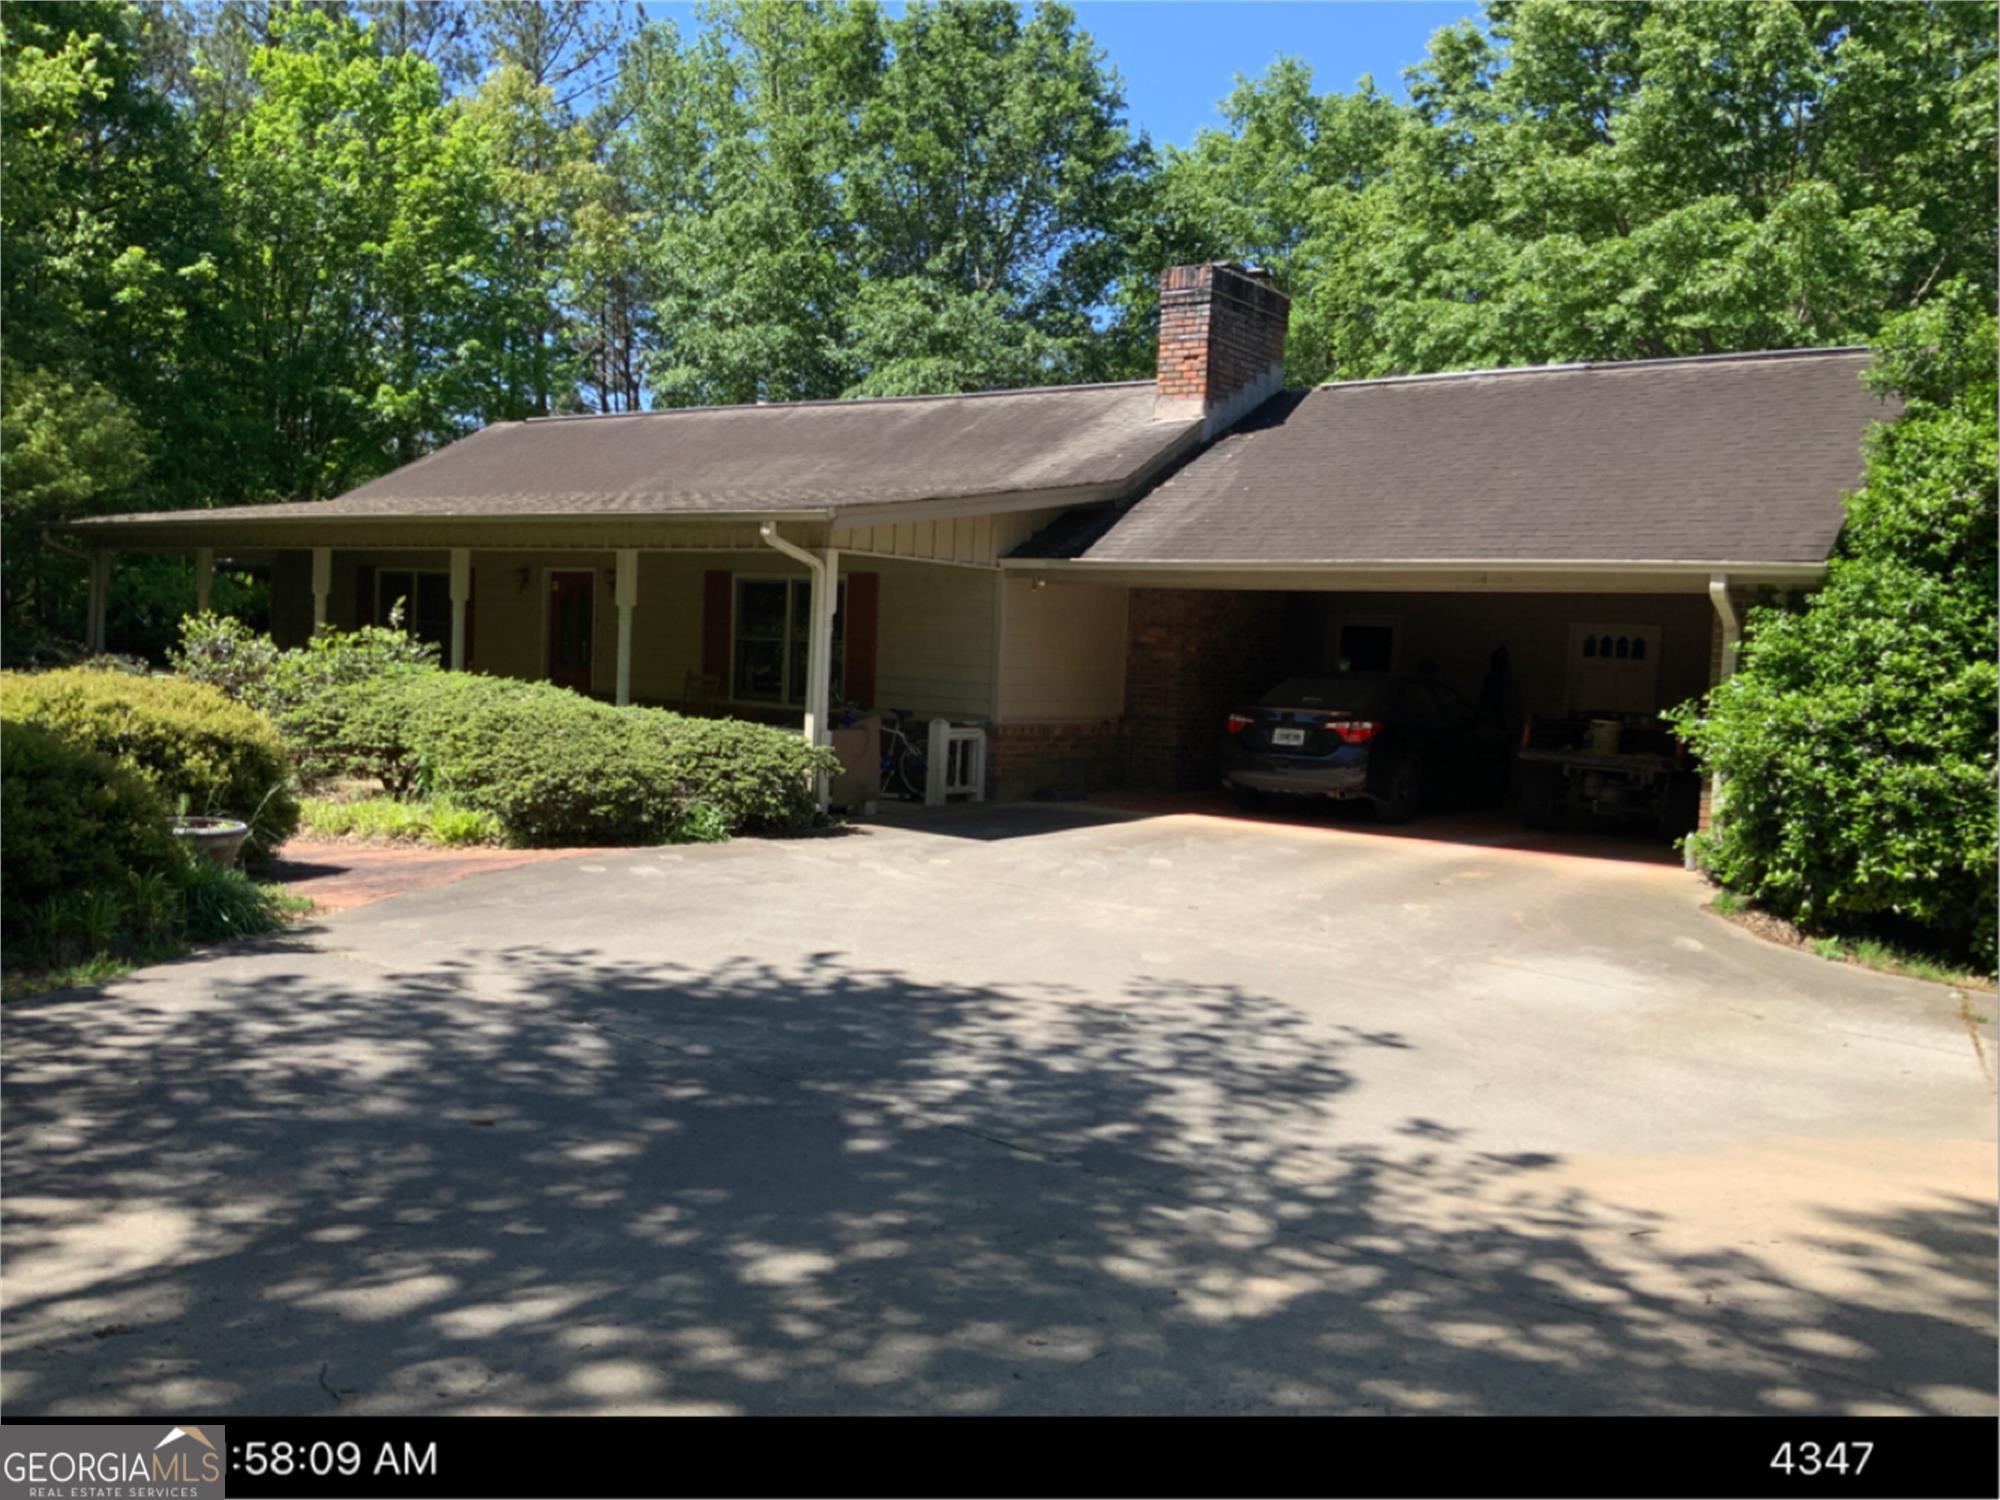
354,564,376,628
844,571,880,709
701,570,732,680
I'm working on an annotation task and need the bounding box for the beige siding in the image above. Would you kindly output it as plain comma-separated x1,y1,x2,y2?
865,558,996,720
996,577,1128,722
321,546,994,718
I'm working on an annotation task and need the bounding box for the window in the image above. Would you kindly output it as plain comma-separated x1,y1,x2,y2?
378,570,451,648
1330,615,1400,673
732,577,844,706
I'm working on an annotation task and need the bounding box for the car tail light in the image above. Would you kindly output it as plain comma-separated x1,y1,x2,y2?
1327,719,1380,744
1225,713,1253,735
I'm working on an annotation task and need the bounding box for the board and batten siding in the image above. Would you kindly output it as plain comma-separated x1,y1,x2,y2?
996,577,1128,722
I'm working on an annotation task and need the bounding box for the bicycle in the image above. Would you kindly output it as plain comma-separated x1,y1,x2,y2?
836,700,929,801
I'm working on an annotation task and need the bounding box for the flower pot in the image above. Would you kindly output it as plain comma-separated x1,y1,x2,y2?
171,816,251,869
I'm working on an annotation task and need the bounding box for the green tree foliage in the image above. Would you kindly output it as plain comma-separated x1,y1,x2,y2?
1144,0,1996,383
1671,285,1998,967
632,0,1143,403
0,1,222,652
206,8,505,491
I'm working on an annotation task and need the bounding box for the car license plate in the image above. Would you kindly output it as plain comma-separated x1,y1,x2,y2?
1272,727,1306,747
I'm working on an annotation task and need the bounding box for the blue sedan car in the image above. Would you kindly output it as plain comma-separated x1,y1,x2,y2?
1219,673,1509,823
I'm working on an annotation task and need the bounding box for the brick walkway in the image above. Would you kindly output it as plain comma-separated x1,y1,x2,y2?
267,841,609,914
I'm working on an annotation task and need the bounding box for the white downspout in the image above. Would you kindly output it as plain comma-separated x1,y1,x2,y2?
1696,573,1742,868
759,522,834,812
1708,573,1741,683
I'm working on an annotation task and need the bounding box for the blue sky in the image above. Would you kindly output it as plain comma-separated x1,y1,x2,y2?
638,2,1482,147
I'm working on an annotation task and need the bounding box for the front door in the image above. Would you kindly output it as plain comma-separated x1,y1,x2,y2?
547,570,595,693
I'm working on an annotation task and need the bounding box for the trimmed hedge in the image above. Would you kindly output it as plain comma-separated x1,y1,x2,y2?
307,670,836,846
0,668,300,862
0,719,181,946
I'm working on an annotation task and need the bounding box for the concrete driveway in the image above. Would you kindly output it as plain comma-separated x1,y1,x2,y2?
4,805,1993,1416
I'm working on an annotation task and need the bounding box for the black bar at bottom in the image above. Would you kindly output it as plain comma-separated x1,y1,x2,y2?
19,1414,1994,1499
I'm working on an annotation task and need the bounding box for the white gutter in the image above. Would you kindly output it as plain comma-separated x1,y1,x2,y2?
1001,556,1828,581
758,522,836,812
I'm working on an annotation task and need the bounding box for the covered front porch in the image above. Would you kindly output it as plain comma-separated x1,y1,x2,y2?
74,514,1017,757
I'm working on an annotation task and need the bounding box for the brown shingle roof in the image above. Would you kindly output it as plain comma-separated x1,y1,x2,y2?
1072,349,1891,566
85,382,1197,527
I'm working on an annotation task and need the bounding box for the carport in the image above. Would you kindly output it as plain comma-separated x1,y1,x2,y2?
1003,564,1777,811
1002,348,1895,820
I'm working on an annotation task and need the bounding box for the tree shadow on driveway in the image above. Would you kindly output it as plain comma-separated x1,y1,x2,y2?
3,942,1993,1415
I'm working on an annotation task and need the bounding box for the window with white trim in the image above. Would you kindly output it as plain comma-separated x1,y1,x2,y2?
732,577,845,706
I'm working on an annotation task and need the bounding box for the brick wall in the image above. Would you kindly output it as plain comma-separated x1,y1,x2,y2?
1124,588,1287,790
1156,263,1289,417
986,720,1126,800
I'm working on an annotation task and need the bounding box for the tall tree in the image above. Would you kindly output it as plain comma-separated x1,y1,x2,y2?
1296,0,1998,378
466,0,639,415
1,0,223,650
206,8,502,497
838,0,1144,393
630,0,1145,403
633,0,880,405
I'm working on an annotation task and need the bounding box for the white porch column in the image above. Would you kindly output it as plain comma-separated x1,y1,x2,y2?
193,547,214,614
87,550,110,653
449,547,472,672
310,546,332,632
613,548,638,706
806,547,838,753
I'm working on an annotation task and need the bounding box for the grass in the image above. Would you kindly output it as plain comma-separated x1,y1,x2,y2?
1806,933,1994,992
2,875,311,1001
298,794,504,847
1703,885,1995,992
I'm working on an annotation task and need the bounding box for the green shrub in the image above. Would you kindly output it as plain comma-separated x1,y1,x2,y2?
172,610,438,720
0,719,178,954
172,612,439,788
301,671,835,847
167,612,283,706
1,668,300,861
2,718,302,975
1670,285,1998,970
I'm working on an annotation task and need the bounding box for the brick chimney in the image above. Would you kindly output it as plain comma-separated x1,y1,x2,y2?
1154,262,1290,433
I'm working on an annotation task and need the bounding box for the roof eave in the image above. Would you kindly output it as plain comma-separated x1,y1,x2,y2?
999,556,1831,590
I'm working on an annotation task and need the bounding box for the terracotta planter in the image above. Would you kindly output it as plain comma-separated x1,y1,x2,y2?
171,816,250,869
